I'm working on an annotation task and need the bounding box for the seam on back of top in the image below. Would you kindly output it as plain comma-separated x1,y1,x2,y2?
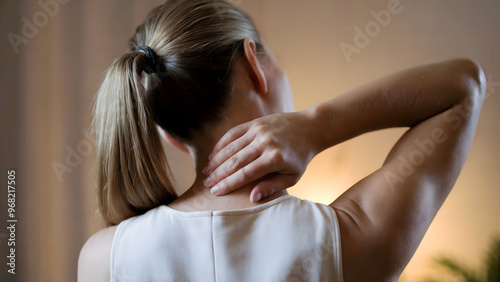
211,211,217,282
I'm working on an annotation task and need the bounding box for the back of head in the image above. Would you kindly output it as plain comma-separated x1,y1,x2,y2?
92,0,264,226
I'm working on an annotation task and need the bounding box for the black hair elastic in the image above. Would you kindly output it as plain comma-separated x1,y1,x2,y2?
135,45,158,74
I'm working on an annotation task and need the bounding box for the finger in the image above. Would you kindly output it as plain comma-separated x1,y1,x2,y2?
205,143,261,188
209,156,275,196
249,175,297,203
204,131,254,175
209,123,250,160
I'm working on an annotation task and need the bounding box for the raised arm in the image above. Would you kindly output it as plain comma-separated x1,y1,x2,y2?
307,58,486,281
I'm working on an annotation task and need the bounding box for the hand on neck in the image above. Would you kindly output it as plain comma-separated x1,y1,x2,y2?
166,101,288,212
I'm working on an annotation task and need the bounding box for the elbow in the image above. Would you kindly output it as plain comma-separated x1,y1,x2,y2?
452,58,487,102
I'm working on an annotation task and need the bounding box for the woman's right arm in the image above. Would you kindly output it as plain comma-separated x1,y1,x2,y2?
307,58,486,281
203,59,486,280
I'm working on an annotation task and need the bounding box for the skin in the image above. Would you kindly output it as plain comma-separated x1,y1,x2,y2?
78,37,486,281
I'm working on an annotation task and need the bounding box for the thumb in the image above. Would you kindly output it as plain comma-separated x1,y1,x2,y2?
249,174,296,203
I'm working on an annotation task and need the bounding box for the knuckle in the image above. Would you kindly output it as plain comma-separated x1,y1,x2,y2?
228,142,238,154
208,171,219,183
229,156,240,170
254,123,269,134
254,120,266,128
239,166,250,183
226,127,239,139
215,141,226,152
214,141,222,151
226,129,236,139
260,133,274,146
257,140,267,151
269,150,284,164
210,159,220,170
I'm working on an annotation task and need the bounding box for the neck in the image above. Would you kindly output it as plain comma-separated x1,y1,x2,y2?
167,115,287,212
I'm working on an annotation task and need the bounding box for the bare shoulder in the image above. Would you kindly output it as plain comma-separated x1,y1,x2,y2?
78,225,118,282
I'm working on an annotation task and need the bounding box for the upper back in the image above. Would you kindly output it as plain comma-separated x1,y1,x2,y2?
110,195,343,282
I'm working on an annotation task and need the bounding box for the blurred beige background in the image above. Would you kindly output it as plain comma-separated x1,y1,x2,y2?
1,0,499,281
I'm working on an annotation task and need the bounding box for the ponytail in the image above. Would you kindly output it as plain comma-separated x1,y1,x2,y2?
92,51,177,226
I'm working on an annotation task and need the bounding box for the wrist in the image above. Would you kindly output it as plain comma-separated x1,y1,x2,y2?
300,104,328,156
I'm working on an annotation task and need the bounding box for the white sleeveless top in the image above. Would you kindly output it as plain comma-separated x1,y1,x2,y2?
110,195,343,282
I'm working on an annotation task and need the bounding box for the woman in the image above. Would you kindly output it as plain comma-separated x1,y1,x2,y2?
78,0,486,281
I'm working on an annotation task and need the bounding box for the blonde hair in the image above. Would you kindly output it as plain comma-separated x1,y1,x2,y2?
92,0,264,226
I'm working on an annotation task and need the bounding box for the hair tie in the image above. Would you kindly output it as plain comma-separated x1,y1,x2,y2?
135,45,158,74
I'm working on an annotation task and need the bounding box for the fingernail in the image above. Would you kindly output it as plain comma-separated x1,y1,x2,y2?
202,166,209,175
210,185,219,195
203,177,212,187
251,193,262,203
